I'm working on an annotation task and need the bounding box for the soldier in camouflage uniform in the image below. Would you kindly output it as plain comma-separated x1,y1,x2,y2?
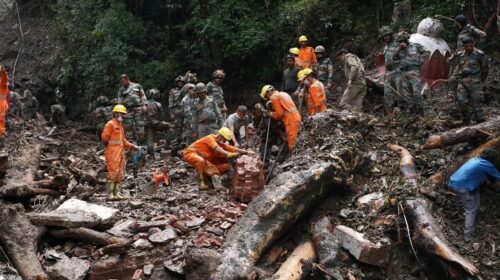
313,45,334,100
379,26,402,115
145,88,169,157
207,69,227,119
449,36,489,124
93,96,113,136
192,83,223,139
180,83,197,144
50,87,66,125
117,74,147,144
8,87,23,117
335,49,367,112
168,75,186,143
20,89,38,120
454,15,486,51
393,31,429,116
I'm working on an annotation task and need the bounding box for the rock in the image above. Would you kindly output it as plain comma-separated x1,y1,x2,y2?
28,208,101,228
46,255,90,280
206,227,224,236
148,227,162,235
356,192,384,206
0,0,14,22
137,220,169,232
185,217,206,228
333,225,390,267
163,260,184,275
57,198,118,225
106,219,137,238
129,200,144,209
143,264,154,276
148,228,177,244
132,239,154,250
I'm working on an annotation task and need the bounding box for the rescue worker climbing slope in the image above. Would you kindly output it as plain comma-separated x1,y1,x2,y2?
183,127,254,190
298,35,317,68
260,85,301,151
0,65,9,151
102,104,137,201
297,68,327,116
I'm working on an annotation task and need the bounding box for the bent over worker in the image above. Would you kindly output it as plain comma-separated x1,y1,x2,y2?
297,68,327,116
183,127,254,191
102,105,137,201
260,85,301,151
0,65,9,151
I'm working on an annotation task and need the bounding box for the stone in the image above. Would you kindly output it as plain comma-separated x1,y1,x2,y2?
129,200,144,209
148,227,162,235
137,220,169,232
46,255,90,280
356,192,384,206
0,0,14,22
106,219,137,238
143,264,154,276
163,260,184,275
333,225,390,267
148,228,177,244
132,239,154,250
185,217,205,228
28,209,100,228
57,198,118,225
172,221,190,234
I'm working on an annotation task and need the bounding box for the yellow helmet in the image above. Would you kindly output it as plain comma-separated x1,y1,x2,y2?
299,35,308,42
218,127,232,141
260,85,273,99
297,68,313,81
112,104,127,114
289,47,300,56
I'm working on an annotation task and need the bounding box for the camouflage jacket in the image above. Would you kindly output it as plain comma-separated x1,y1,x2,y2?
450,48,489,82
393,43,429,71
118,82,146,109
314,58,333,86
344,53,366,84
94,106,113,125
180,94,198,125
192,96,223,127
168,87,183,110
383,40,400,72
457,24,484,50
206,82,226,113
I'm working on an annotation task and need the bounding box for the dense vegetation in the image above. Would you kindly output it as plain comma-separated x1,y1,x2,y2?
52,0,497,115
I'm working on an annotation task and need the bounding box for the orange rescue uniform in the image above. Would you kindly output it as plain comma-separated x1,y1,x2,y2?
183,134,238,176
298,46,317,68
269,91,302,150
0,70,9,135
102,118,134,182
306,79,327,116
294,57,305,69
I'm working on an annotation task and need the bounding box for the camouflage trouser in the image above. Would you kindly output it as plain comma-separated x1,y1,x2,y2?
172,107,183,142
339,83,366,112
197,122,219,139
124,111,146,145
181,119,194,144
145,119,163,156
456,78,485,123
383,71,402,113
399,71,424,113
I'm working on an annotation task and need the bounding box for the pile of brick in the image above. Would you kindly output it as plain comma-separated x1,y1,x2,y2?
231,155,265,203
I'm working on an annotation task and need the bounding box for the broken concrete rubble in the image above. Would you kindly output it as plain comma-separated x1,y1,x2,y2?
333,225,390,267
28,208,101,228
148,228,177,244
57,198,118,225
46,254,90,280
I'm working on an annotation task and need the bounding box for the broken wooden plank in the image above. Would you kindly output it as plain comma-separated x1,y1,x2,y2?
0,204,48,280
423,127,491,149
272,240,316,280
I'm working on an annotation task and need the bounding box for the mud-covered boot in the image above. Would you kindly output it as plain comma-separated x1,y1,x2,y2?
197,172,209,191
113,182,128,200
106,182,116,201
211,175,224,190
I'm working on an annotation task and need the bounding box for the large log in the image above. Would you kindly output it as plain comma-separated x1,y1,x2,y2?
272,240,316,280
388,144,479,278
0,204,48,280
402,199,479,278
212,158,351,279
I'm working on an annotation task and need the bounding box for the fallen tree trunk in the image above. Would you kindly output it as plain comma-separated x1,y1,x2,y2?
446,136,500,178
388,144,479,278
0,204,48,280
272,240,316,280
211,157,351,279
402,199,479,278
387,143,418,187
0,144,68,199
423,127,491,149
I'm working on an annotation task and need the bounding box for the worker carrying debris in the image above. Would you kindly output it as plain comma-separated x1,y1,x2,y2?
0,65,9,152
448,148,500,242
183,127,254,191
297,68,327,116
101,104,138,201
260,85,301,151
